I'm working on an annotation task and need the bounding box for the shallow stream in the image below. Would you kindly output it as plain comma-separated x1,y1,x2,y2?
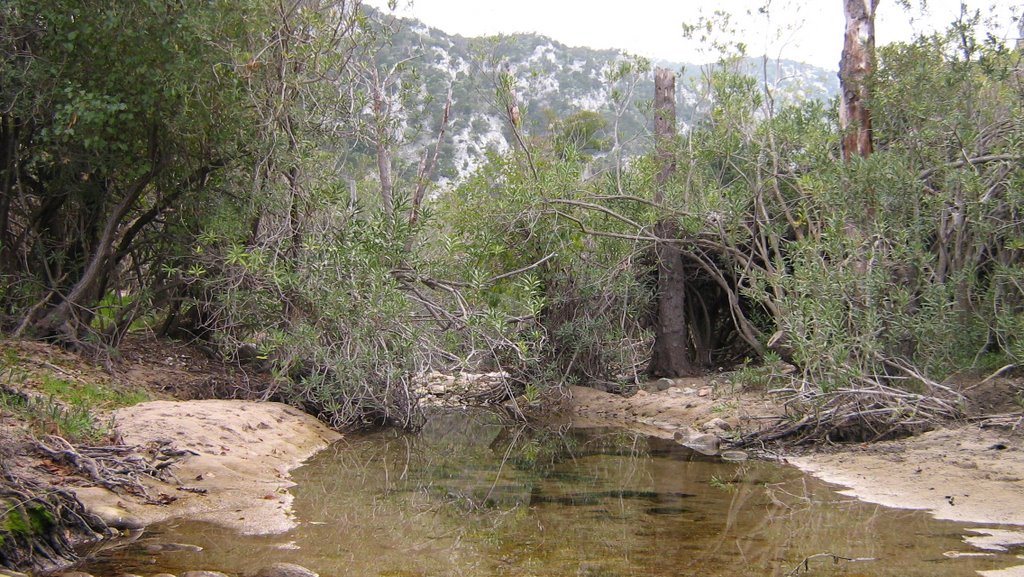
83,410,1023,576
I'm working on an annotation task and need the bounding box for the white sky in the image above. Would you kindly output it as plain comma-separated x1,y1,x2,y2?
363,0,1020,70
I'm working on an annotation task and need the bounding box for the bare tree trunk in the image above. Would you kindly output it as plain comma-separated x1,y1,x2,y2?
839,0,879,161
648,68,695,378
371,67,395,217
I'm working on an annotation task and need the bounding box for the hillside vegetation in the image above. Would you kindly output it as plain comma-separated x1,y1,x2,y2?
0,0,1020,441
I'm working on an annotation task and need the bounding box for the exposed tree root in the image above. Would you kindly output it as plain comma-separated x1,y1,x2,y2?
0,431,192,573
33,436,180,504
0,467,108,573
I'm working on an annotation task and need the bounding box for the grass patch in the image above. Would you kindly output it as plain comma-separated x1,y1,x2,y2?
0,390,110,443
37,374,148,410
0,348,147,443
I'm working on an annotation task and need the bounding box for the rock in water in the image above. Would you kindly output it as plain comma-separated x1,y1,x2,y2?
256,562,320,577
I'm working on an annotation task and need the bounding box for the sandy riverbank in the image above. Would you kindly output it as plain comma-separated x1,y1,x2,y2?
567,382,1024,529
74,399,340,535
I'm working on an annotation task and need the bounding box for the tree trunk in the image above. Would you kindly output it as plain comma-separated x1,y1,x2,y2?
371,68,395,217
839,0,879,161
648,68,695,378
21,161,161,345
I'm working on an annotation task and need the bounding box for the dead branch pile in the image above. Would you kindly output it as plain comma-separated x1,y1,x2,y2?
733,378,965,446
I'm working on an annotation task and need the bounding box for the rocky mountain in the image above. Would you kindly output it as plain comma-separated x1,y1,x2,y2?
363,8,840,185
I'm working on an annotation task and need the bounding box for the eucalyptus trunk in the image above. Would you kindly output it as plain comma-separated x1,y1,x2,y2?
648,68,695,378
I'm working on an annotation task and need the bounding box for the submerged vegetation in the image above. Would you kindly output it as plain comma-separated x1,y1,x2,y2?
0,0,1020,440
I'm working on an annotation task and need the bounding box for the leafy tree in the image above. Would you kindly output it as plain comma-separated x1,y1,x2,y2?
0,0,258,345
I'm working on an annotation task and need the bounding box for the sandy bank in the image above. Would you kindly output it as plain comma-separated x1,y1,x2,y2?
789,425,1024,526
568,383,1024,529
74,400,340,535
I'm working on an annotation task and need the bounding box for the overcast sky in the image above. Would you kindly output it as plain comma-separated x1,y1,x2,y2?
362,0,1020,70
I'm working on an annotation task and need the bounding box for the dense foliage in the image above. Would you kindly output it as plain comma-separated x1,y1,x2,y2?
1,0,1020,433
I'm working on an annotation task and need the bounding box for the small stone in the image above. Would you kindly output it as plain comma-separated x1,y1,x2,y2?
151,573,178,577
703,417,732,432
698,386,712,397
90,504,145,530
158,543,204,553
720,450,748,462
427,383,446,395
256,562,320,577
655,378,673,391
683,433,721,456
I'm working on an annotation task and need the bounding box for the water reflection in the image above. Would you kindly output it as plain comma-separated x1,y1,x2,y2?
84,409,1021,576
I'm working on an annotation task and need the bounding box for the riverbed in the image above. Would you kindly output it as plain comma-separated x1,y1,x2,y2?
80,409,1024,577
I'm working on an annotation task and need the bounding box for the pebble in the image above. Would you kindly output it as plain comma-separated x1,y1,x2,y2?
702,417,732,432
90,505,145,530
145,543,203,553
720,450,749,462
256,562,320,577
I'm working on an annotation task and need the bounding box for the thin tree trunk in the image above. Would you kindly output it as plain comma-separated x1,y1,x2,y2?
371,68,394,217
0,113,18,277
839,0,879,161
648,68,694,378
21,159,162,344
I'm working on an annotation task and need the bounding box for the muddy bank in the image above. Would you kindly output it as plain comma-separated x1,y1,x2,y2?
74,400,340,535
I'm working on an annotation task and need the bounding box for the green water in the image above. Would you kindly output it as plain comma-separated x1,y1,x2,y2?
83,410,1023,576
